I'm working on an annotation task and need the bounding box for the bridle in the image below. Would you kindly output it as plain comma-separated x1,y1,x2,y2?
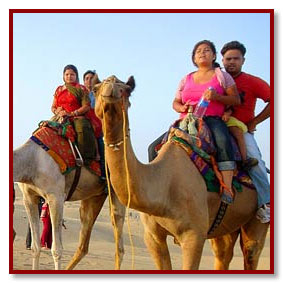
100,79,131,151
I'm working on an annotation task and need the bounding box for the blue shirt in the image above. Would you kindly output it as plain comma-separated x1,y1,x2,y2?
89,91,95,108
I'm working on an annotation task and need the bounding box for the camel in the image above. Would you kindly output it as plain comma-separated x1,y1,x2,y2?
93,75,269,270
13,139,125,270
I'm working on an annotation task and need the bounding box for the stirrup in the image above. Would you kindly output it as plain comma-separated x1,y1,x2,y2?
68,139,84,167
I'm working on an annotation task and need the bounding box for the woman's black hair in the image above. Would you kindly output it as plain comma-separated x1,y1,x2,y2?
83,70,96,81
63,64,79,83
191,40,220,68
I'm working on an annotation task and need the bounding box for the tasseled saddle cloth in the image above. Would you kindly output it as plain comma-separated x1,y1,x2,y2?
31,120,101,176
156,116,255,195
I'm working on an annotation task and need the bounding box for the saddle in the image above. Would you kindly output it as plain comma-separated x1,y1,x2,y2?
31,120,101,176
157,113,255,234
155,115,254,196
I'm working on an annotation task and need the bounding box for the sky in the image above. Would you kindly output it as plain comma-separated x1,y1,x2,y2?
13,11,271,168
3,1,281,280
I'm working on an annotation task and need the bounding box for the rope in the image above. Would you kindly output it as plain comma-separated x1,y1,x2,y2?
101,93,135,270
122,97,135,270
102,104,120,269
210,156,234,198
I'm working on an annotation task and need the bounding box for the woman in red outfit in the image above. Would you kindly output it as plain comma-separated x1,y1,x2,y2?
51,64,99,164
40,202,52,249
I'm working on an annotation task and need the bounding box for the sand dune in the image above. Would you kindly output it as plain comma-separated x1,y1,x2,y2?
12,187,270,271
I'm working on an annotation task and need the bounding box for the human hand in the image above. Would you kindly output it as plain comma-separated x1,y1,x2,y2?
57,109,67,117
246,120,257,133
222,112,231,122
180,101,190,113
203,87,217,101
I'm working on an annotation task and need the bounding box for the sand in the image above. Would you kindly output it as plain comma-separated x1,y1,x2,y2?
12,187,270,271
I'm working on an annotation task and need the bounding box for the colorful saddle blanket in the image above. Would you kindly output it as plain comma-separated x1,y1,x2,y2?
157,124,254,193
31,121,101,176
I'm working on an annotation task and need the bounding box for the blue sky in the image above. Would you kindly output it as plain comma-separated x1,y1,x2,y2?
13,11,271,168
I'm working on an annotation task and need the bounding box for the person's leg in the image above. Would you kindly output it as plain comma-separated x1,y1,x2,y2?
244,132,270,208
46,219,52,249
94,137,100,161
229,126,247,160
204,117,236,203
229,126,258,170
148,132,167,162
97,136,106,178
73,118,96,165
41,219,49,248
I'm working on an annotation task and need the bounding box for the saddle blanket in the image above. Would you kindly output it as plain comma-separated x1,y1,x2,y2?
31,126,101,176
158,126,255,193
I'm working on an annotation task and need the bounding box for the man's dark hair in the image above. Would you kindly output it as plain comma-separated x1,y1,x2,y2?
221,41,246,56
83,70,96,81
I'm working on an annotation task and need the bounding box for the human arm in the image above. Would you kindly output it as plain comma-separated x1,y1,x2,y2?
247,76,270,132
51,86,91,117
172,97,190,113
52,103,90,118
247,101,270,132
204,84,241,106
172,76,189,113
222,108,232,122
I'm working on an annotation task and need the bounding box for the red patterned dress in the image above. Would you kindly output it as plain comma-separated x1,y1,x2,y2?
53,83,102,137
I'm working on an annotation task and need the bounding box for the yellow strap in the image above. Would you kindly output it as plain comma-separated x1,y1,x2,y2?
102,105,120,269
102,98,135,270
122,100,135,270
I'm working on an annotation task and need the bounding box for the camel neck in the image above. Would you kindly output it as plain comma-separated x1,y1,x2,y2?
103,114,165,215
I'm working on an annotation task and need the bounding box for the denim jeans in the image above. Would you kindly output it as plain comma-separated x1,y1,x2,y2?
204,116,236,170
97,136,106,178
148,132,167,162
244,132,270,207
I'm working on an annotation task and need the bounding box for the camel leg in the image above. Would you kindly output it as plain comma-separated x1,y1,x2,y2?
20,184,41,270
209,230,240,270
47,193,65,270
144,231,172,270
65,193,107,270
180,232,206,270
141,215,172,270
110,190,126,270
240,216,269,270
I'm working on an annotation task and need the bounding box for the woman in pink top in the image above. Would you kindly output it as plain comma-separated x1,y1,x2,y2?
173,40,240,204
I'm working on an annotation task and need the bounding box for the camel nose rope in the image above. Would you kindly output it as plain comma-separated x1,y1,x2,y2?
101,88,136,270
102,104,120,269
122,96,136,270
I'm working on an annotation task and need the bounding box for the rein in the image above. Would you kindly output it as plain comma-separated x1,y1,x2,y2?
101,85,135,269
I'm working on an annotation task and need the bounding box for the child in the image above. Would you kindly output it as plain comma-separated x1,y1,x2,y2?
222,108,258,171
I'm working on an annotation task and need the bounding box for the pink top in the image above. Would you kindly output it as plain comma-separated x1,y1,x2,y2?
175,70,235,119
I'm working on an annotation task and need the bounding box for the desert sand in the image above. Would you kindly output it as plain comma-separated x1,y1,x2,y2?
12,186,270,271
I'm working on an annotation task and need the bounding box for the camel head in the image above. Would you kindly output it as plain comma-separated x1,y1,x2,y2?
94,75,135,120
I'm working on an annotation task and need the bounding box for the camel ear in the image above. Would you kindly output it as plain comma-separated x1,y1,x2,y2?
91,73,101,90
126,76,135,91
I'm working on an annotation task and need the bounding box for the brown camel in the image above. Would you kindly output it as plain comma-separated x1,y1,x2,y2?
93,75,269,270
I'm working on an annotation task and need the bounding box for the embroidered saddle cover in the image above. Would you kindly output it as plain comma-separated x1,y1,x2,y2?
155,120,254,193
31,121,101,176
